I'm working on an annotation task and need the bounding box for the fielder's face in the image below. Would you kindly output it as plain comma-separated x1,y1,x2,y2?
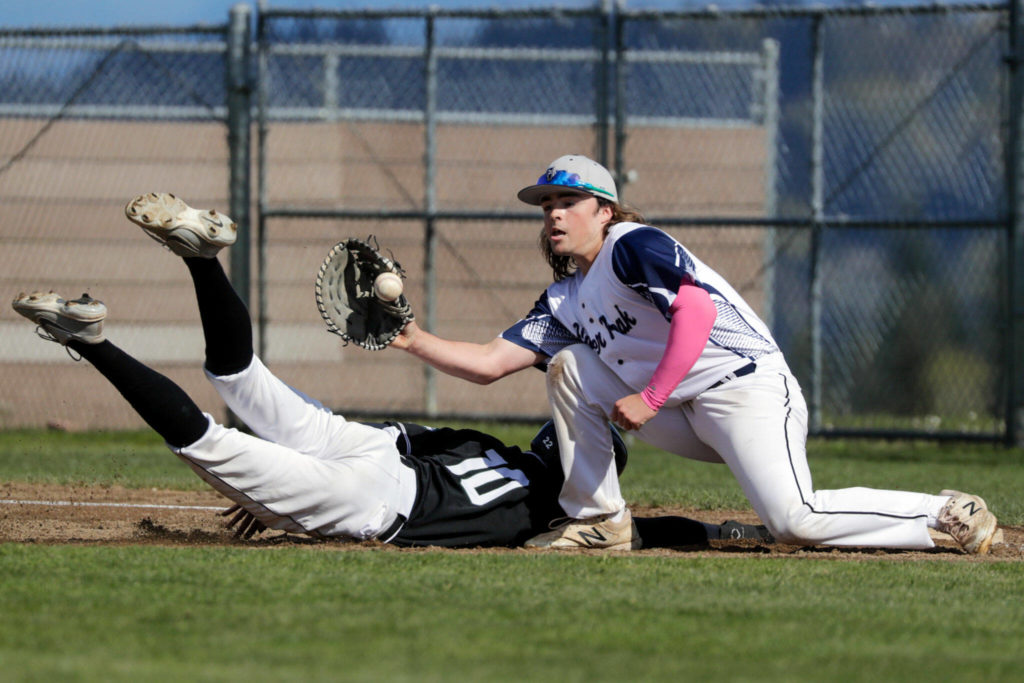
539,192,613,274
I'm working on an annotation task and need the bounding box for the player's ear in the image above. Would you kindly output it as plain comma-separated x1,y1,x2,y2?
596,198,615,229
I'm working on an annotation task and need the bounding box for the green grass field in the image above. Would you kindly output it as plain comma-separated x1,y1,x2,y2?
2,427,1023,681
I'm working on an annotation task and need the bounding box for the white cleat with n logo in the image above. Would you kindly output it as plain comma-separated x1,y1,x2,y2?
937,489,999,554
525,509,642,550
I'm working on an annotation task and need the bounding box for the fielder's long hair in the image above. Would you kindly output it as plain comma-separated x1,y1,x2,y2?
540,198,646,282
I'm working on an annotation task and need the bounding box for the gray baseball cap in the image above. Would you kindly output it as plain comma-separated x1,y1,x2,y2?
517,154,619,205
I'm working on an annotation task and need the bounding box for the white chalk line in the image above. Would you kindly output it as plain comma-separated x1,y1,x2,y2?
0,499,223,511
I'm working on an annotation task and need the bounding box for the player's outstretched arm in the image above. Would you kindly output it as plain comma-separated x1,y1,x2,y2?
393,321,541,384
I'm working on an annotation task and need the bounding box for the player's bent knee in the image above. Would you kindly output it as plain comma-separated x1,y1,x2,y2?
546,350,567,385
761,504,817,545
547,344,597,384
547,345,581,389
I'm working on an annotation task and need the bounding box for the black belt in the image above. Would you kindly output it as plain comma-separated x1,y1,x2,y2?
709,362,756,389
379,513,407,543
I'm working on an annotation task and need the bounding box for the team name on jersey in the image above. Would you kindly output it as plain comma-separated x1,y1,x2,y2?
571,304,638,356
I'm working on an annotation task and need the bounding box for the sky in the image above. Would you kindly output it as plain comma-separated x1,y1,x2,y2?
0,0,951,30
1,1,640,29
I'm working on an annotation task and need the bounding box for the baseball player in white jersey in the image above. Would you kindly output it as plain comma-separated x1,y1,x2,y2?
393,154,1000,554
11,192,767,549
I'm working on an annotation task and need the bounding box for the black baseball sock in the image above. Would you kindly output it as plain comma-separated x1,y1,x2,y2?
184,257,253,376
633,516,711,548
68,340,210,448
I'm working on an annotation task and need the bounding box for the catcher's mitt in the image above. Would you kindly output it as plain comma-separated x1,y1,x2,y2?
315,236,415,350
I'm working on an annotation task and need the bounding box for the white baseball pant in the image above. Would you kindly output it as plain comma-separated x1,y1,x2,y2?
170,356,417,540
547,344,949,548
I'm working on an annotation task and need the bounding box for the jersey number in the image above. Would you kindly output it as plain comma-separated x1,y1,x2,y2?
445,449,529,505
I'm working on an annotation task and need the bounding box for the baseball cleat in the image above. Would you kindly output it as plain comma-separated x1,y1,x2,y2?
937,489,998,554
125,192,237,258
524,509,642,550
12,291,107,345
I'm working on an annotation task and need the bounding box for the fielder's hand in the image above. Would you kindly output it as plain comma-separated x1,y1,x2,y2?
388,319,421,351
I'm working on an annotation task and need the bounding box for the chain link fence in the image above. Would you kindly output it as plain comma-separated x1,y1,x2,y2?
0,3,1015,442
0,24,236,430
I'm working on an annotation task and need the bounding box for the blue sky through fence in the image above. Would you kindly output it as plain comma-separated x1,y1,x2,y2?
1,0,979,30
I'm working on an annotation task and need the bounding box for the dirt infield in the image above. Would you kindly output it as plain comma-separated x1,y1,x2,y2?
2,482,1022,561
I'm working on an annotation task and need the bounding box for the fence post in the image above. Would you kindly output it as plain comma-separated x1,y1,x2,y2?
255,1,270,362
760,38,781,334
596,0,611,167
227,3,252,310
423,11,438,416
612,1,627,199
1009,0,1024,445
809,13,825,433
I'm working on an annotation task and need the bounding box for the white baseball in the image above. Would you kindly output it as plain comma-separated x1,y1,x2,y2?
373,272,404,302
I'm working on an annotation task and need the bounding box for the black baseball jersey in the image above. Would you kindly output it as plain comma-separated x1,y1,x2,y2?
376,422,566,548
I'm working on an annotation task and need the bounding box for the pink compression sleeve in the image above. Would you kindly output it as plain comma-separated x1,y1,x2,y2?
639,283,717,411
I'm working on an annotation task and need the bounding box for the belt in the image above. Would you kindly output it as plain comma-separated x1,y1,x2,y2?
709,362,756,389
379,513,407,543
